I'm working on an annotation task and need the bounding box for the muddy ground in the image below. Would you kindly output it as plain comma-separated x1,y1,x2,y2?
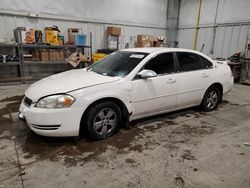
0,84,250,188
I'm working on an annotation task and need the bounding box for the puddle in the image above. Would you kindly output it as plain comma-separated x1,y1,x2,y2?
0,95,24,103
221,100,241,107
0,117,145,166
0,100,211,167
171,123,216,136
0,95,23,120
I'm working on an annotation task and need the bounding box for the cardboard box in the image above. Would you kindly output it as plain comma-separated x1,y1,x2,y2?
150,41,161,47
137,35,150,43
135,34,161,47
49,50,57,61
45,27,59,45
39,50,49,61
68,28,80,44
135,41,151,48
32,50,40,61
107,26,121,36
17,27,35,44
55,50,64,61
24,28,35,44
149,36,158,42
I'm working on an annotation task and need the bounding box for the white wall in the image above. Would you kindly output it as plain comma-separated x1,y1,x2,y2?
177,0,250,58
0,0,167,28
0,0,167,52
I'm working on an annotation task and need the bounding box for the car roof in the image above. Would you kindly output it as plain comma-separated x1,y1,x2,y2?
120,47,202,54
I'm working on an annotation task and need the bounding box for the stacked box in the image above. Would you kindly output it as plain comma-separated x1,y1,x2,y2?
55,50,64,61
32,50,40,61
107,26,121,36
136,34,161,47
68,28,80,44
137,35,150,43
39,50,49,61
45,27,59,45
48,50,57,61
15,27,35,44
135,41,150,47
136,34,150,47
149,36,160,47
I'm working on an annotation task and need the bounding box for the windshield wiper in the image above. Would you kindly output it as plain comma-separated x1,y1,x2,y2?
100,72,114,77
86,66,91,71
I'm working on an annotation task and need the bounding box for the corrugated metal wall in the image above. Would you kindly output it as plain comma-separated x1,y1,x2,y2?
2,0,250,59
177,0,250,59
0,0,167,53
178,25,250,58
0,0,168,28
166,0,180,47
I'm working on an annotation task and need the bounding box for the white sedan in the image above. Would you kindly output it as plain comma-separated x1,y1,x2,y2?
19,48,234,140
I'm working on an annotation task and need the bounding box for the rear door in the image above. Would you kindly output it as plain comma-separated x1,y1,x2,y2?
175,52,213,107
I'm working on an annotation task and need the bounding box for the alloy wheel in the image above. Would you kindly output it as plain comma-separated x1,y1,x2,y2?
93,108,117,136
205,90,218,110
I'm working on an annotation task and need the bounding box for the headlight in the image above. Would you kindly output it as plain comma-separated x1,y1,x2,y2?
35,94,75,108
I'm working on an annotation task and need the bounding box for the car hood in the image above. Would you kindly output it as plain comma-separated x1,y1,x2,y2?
25,69,120,102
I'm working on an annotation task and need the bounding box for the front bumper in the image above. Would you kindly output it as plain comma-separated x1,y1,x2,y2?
18,112,26,121
19,100,82,137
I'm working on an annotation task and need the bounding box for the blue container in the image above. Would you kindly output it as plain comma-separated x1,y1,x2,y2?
74,34,86,45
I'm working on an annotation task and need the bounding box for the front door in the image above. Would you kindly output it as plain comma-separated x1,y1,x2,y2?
130,52,178,117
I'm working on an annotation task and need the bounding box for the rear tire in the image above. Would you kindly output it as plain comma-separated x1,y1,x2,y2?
84,101,122,140
200,86,221,112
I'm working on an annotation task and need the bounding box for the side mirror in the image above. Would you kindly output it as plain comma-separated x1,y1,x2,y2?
138,69,157,79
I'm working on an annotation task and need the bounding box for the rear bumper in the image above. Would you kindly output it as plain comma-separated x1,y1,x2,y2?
224,75,234,95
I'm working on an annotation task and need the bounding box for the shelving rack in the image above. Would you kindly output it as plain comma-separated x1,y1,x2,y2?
0,33,93,84
0,43,21,83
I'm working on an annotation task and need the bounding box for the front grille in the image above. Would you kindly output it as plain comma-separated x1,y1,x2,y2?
24,96,32,107
32,124,61,130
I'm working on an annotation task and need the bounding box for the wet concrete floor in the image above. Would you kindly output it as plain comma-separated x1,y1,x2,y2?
0,84,250,188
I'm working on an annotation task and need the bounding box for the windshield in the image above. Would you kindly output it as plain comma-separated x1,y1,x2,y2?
89,51,148,77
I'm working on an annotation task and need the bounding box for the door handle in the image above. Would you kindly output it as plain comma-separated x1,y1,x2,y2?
166,79,176,84
201,73,209,78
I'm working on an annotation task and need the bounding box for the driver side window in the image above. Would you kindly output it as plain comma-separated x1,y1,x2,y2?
144,53,175,75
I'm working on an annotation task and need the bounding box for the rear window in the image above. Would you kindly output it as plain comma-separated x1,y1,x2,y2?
176,52,203,72
200,56,213,69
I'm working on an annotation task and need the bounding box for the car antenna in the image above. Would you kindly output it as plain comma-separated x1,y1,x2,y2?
200,44,205,52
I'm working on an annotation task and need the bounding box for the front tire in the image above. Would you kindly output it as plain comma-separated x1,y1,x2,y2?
200,86,221,112
85,101,122,140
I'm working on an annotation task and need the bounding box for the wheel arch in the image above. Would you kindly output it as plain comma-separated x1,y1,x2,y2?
79,97,130,136
207,82,223,102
